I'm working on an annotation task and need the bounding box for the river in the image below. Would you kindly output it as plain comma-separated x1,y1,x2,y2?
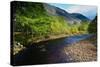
13,34,93,65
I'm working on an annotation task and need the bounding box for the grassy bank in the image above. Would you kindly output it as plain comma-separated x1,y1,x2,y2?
13,33,71,55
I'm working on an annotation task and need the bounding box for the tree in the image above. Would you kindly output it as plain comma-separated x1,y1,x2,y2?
88,16,97,33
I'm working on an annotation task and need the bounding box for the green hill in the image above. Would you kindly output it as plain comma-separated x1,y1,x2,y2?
12,1,90,46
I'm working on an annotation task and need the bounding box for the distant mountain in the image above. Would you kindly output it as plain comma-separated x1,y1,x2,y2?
43,4,90,24
70,13,90,22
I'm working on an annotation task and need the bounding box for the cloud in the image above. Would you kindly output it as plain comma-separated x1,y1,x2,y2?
66,5,97,19
50,3,97,20
66,5,97,13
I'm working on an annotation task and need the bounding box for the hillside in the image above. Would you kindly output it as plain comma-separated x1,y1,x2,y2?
11,1,91,55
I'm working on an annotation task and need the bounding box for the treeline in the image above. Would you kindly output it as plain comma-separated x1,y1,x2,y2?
88,16,97,33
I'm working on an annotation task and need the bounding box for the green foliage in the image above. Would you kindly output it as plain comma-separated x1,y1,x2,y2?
13,2,91,46
88,16,97,33
78,21,89,33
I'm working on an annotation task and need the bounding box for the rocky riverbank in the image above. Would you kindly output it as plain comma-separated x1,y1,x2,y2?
64,35,97,62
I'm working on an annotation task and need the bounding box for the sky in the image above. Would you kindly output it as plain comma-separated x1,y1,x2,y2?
49,3,97,20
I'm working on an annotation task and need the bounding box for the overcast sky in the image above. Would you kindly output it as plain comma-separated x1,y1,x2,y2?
49,3,97,20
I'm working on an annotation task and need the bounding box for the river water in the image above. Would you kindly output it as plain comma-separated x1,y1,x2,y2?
13,34,93,65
